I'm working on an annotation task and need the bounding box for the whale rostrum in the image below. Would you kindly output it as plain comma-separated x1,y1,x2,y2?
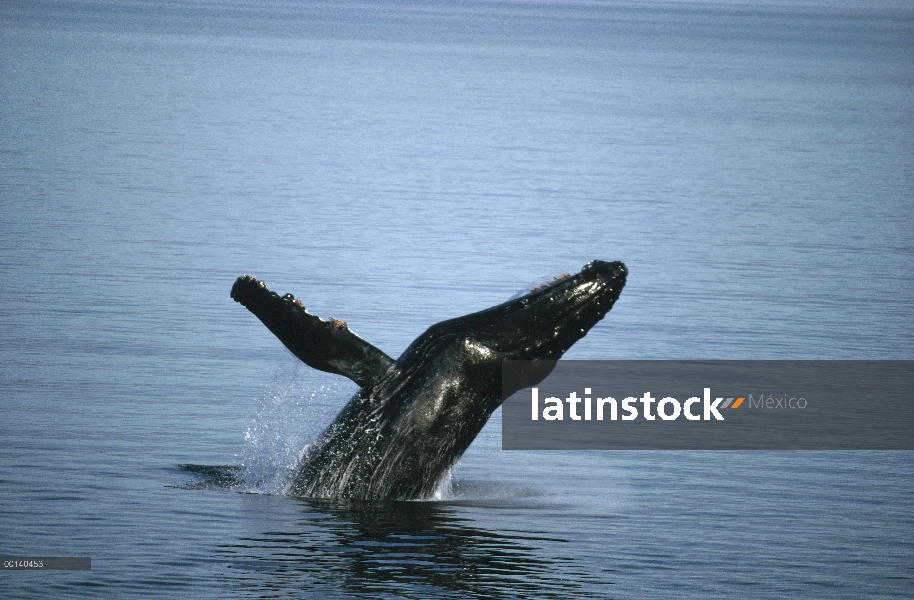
231,260,627,500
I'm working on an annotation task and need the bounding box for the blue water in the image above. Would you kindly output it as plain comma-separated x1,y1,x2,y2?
1,1,912,597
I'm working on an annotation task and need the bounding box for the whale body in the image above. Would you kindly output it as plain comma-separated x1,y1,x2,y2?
231,260,626,500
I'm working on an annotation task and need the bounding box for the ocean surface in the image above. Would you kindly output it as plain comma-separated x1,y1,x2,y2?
1,1,912,597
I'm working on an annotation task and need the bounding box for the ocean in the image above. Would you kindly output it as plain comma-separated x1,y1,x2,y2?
1,1,912,597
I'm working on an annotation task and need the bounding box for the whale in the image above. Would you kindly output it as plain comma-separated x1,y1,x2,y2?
230,260,627,500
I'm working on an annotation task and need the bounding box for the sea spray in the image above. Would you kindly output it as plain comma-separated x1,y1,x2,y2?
238,356,357,494
430,466,455,501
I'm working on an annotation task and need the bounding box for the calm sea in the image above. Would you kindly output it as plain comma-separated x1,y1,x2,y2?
1,1,912,597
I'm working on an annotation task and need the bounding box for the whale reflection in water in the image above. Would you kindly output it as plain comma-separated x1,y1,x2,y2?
212,493,612,598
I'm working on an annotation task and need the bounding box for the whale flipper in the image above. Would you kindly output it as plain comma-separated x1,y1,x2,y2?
231,275,396,388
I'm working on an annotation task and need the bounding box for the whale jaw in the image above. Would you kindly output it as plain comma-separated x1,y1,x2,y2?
474,259,627,361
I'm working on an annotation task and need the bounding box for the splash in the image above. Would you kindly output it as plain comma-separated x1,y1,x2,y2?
237,357,355,494
429,467,455,501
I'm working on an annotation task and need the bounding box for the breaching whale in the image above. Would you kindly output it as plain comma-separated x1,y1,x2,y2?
231,260,627,500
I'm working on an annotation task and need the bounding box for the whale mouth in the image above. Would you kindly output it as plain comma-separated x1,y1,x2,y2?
406,260,626,365
489,260,627,360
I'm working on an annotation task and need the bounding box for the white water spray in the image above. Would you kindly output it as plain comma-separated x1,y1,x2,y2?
238,356,356,494
429,466,455,501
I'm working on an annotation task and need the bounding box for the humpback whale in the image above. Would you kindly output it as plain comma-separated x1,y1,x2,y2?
231,260,627,500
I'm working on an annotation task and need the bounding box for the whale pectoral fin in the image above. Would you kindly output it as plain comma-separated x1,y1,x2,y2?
231,276,396,388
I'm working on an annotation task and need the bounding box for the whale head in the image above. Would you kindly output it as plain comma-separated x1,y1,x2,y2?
388,260,627,419
483,259,628,361
397,260,627,366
